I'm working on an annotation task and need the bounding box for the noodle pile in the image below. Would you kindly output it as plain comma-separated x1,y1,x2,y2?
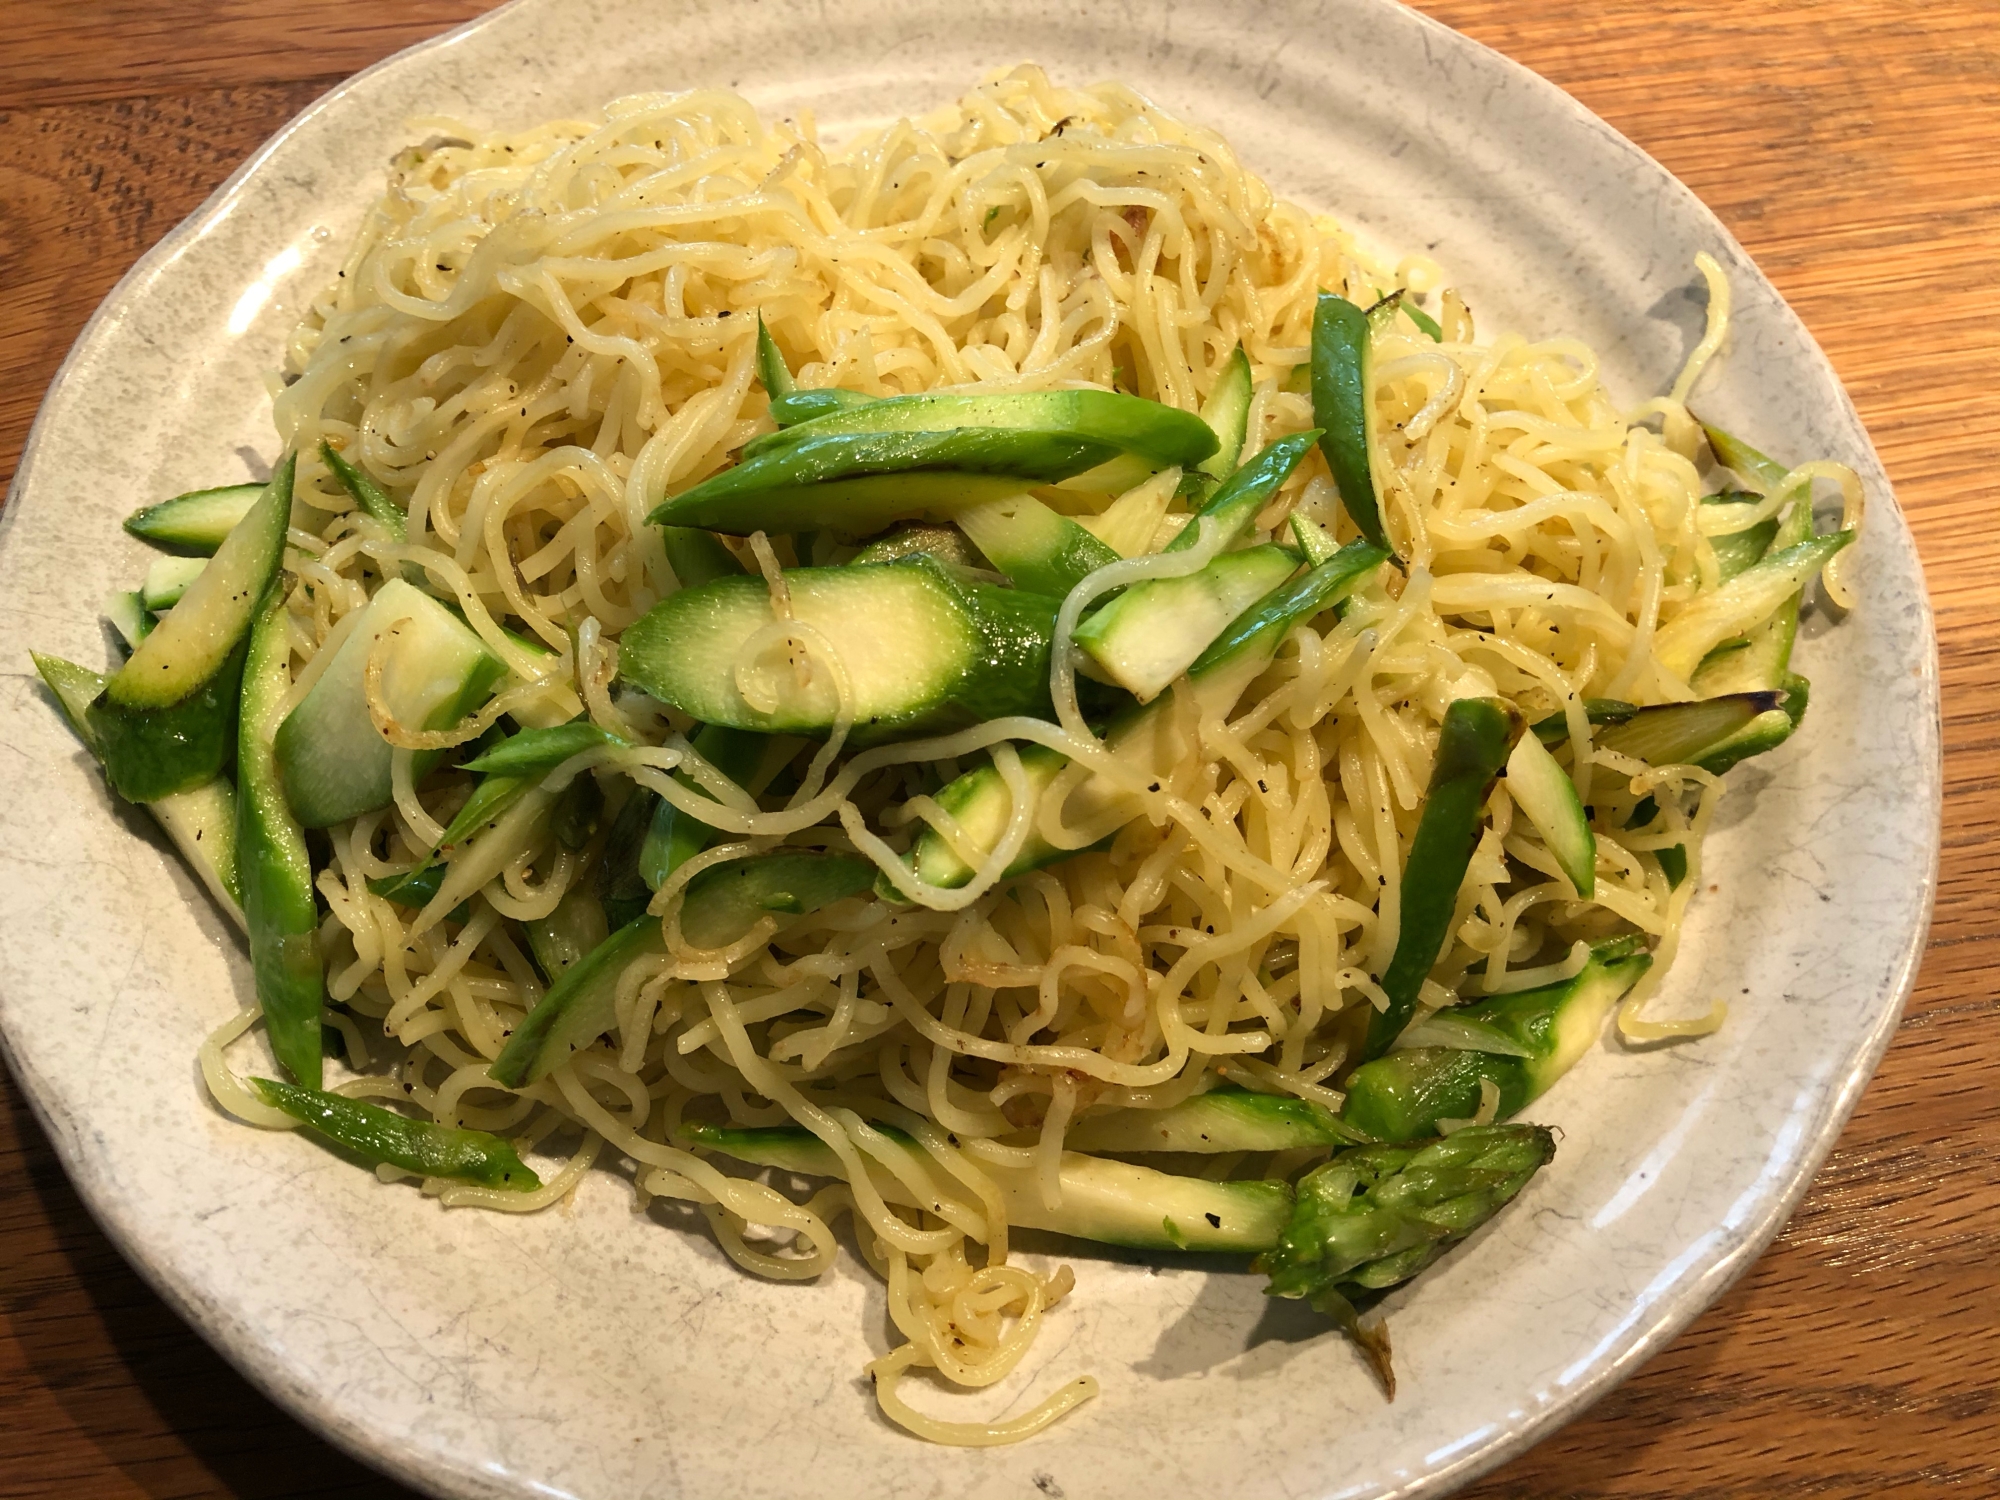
195,65,1860,1442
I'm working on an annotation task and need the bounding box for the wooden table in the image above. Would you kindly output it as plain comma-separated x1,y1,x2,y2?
2,2,1993,1494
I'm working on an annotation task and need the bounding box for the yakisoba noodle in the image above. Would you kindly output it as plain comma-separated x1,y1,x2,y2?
189,65,1862,1442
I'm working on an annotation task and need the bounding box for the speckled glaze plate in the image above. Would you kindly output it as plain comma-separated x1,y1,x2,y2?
0,1,1939,1497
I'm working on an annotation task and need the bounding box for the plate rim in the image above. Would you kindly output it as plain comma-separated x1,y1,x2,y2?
0,2,1944,1497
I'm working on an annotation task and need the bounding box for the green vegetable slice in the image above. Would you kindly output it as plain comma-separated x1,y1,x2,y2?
678,852,875,948
237,582,325,1088
1342,937,1652,1141
319,439,407,539
1694,449,1820,700
102,456,292,710
740,389,1219,469
458,719,629,778
1291,510,1338,566
1594,690,1787,768
103,590,153,650
1504,728,1594,897
1529,698,1639,745
140,555,207,612
1363,697,1517,1060
33,651,109,748
1161,429,1320,557
756,312,795,398
685,1121,1293,1253
1651,531,1852,684
639,724,767,890
87,457,294,801
1703,491,1780,583
274,578,506,828
768,388,875,425
489,916,668,1087
648,429,1120,536
1312,294,1390,552
34,651,243,922
618,559,1061,741
953,493,1121,599
660,526,744,589
849,522,988,570
147,777,243,921
1194,345,1253,485
252,1077,540,1190
1072,543,1301,703
1064,1086,1363,1153
123,482,264,556
524,887,610,982
88,639,248,803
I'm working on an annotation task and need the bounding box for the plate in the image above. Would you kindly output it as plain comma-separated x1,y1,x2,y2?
0,1,1940,1497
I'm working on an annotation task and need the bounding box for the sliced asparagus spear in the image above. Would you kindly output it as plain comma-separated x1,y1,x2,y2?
488,915,667,1087
457,719,630,778
237,581,326,1088
649,429,1119,537
685,1121,1293,1253
1530,698,1639,745
739,389,1219,469
1504,728,1594,897
1594,691,1789,772
1651,531,1852,684
319,439,407,540
1362,698,1517,1060
953,492,1121,599
1312,294,1390,552
523,886,610,981
849,521,988,570
1694,424,1820,701
88,455,294,801
1071,543,1301,703
1191,345,1253,491
768,388,876,425
140,555,207,612
678,852,875,948
123,482,264,556
1704,491,1779,583
252,1077,540,1190
1341,936,1652,1141
274,577,506,827
639,724,766,890
618,557,1063,741
1062,430,1320,698
103,590,153,650
1065,1086,1363,1153
755,312,795,399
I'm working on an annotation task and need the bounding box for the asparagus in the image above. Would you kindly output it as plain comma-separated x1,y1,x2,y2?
684,1121,1293,1253
1311,293,1390,551
1341,936,1652,1141
1256,1123,1556,1394
1363,697,1517,1059
458,718,630,778
1064,1086,1366,1154
319,438,407,540
252,1077,541,1190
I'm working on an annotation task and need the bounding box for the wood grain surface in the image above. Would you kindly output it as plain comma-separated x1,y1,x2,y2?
1,3,1993,1496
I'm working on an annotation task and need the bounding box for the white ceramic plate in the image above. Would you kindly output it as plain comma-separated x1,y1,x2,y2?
0,2,1940,1497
